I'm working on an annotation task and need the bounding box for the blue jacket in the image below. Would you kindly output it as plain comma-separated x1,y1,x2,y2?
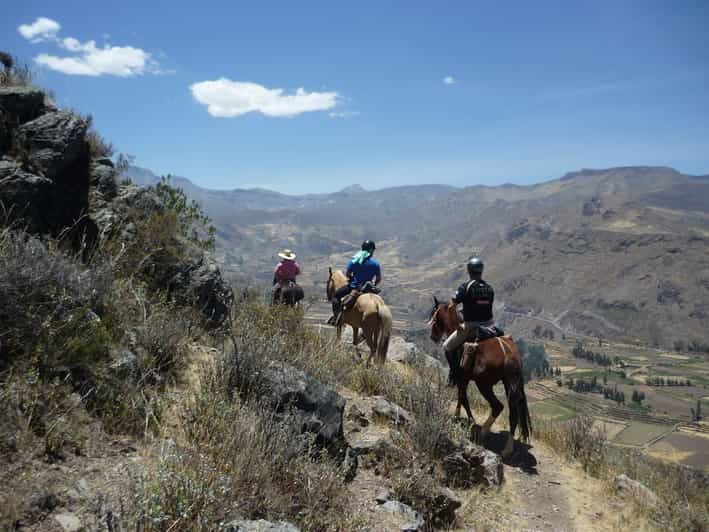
346,257,381,288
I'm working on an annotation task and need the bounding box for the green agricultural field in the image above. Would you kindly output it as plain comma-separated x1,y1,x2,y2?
530,400,576,421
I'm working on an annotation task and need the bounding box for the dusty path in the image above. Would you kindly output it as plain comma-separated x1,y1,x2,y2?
456,430,650,531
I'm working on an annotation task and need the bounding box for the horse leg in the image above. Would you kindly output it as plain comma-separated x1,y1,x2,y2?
362,327,376,367
352,326,359,346
457,380,475,422
475,380,504,438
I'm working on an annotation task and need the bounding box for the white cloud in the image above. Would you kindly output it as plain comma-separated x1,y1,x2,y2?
190,78,339,118
18,17,161,77
18,17,61,42
35,43,152,77
443,76,456,85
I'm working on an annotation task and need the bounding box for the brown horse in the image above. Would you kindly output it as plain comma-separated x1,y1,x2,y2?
326,268,392,365
429,297,531,457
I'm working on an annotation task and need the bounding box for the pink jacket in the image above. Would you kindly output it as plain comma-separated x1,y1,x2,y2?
274,260,300,283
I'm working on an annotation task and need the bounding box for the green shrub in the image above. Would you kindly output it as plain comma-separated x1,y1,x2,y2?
153,176,215,250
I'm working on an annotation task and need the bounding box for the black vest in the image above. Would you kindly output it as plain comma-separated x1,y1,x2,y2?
462,279,494,322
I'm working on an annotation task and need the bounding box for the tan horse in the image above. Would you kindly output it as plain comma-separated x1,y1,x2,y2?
326,268,392,365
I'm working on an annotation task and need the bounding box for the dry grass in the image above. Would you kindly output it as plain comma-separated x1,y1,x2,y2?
126,356,352,531
534,415,708,531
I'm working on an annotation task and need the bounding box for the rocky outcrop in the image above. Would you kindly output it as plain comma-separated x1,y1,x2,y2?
1,90,90,237
92,185,233,322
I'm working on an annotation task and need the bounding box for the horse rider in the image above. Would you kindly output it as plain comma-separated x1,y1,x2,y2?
443,256,495,386
328,240,381,324
272,248,300,302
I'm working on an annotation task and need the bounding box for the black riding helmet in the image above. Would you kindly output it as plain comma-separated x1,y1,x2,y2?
361,240,376,252
467,256,484,274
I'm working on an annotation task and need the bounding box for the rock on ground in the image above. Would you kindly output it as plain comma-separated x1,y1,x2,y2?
378,500,425,531
615,473,658,508
372,396,413,425
442,441,504,488
261,360,347,452
222,519,300,531
53,512,83,531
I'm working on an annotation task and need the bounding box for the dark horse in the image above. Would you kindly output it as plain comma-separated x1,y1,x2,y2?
429,297,531,457
272,281,305,307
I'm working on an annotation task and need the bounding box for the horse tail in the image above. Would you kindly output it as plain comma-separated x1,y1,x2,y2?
376,303,392,363
509,370,532,442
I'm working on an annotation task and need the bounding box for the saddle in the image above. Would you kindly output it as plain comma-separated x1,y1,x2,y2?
459,326,505,372
341,281,380,311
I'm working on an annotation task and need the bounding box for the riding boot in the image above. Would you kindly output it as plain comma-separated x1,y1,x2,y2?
445,350,460,387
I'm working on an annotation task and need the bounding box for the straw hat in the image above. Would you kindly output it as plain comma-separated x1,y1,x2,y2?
278,249,296,260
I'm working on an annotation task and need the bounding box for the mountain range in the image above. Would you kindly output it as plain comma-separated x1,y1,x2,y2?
124,165,709,347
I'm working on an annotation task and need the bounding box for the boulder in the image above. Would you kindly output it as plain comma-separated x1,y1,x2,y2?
16,110,88,180
372,396,413,425
0,86,47,125
387,336,444,369
222,519,299,532
0,161,53,233
615,474,658,508
261,360,346,452
442,442,504,488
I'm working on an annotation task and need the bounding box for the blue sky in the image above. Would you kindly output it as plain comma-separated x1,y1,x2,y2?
5,1,709,193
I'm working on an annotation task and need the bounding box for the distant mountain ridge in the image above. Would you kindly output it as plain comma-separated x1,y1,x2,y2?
123,164,709,346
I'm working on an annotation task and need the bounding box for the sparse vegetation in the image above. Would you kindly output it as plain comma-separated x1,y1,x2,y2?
127,358,350,531
82,113,115,159
153,176,216,250
535,415,708,531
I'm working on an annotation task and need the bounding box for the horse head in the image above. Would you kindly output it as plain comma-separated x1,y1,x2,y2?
428,296,458,343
